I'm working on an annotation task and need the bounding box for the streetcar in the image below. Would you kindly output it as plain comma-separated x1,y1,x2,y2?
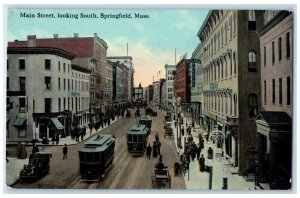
127,124,149,155
78,134,115,180
139,115,152,133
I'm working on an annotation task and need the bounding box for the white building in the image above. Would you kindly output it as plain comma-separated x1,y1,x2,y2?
7,47,90,143
152,81,160,105
164,64,176,108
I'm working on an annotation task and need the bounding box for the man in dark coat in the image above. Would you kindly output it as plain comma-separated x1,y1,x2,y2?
146,143,152,159
63,144,68,159
199,154,205,172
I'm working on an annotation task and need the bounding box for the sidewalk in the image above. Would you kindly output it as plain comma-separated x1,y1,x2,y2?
5,115,122,187
172,115,260,191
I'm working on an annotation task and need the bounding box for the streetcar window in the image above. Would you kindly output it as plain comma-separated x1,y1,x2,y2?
94,152,100,162
133,135,137,142
86,153,93,162
127,134,132,142
138,135,142,142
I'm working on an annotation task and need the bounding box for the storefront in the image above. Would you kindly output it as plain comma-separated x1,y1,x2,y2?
256,111,292,189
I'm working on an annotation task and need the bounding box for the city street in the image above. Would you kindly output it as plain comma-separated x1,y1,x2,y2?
11,107,186,189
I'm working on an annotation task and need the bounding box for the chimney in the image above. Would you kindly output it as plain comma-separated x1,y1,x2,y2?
27,35,36,47
54,34,58,38
74,33,79,38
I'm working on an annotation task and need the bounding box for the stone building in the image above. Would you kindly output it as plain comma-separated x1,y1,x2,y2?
255,10,293,189
7,47,90,143
107,56,134,103
164,64,176,109
152,81,160,105
8,33,108,118
197,10,264,174
190,44,203,126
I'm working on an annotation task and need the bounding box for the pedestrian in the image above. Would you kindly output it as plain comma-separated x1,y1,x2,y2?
196,144,201,160
152,142,157,158
146,143,152,159
155,132,159,142
63,144,68,159
156,140,161,155
199,154,205,172
51,136,55,145
32,145,39,154
56,134,59,145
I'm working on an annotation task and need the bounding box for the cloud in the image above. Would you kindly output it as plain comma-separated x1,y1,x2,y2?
107,37,175,87
7,28,53,41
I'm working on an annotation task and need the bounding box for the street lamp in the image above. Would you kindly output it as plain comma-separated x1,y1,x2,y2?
207,158,214,190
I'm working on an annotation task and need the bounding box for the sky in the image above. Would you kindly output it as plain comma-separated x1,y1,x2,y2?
6,8,208,87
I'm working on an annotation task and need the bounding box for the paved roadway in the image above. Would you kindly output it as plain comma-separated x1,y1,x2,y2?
12,107,186,190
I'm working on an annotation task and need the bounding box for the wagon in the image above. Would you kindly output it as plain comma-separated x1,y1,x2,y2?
151,166,171,188
164,127,174,139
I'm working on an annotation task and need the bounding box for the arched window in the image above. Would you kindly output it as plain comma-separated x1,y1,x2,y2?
248,93,257,118
248,10,256,31
248,51,257,72
233,52,237,74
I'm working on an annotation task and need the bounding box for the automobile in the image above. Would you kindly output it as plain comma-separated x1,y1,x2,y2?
19,152,52,182
164,127,174,138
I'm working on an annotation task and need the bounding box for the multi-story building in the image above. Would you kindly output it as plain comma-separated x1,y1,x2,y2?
106,60,114,112
190,44,203,126
255,10,293,189
152,81,160,105
8,33,108,118
132,84,144,102
164,64,176,109
107,56,133,102
159,79,166,107
7,47,90,143
174,58,190,113
198,10,264,174
112,61,123,105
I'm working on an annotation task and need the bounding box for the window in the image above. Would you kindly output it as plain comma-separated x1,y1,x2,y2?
264,80,266,105
286,32,290,59
45,59,51,70
248,93,257,118
68,79,70,91
58,61,61,72
64,98,66,110
68,64,70,73
63,63,66,73
278,37,282,61
287,77,290,105
45,77,51,90
58,98,61,112
19,98,26,112
279,78,282,104
248,10,256,31
45,98,51,113
7,77,9,90
233,52,237,74
19,59,25,70
272,79,275,104
19,77,26,91
248,51,257,72
64,78,66,90
272,42,275,64
58,78,60,90
264,46,266,67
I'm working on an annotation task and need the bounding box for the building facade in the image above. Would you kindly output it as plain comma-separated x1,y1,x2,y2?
198,10,264,174
255,11,293,189
190,44,203,126
7,47,90,143
107,56,133,102
152,81,160,105
8,33,108,119
164,64,176,109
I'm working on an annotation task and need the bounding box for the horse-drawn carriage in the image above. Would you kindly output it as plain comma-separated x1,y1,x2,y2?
151,160,171,188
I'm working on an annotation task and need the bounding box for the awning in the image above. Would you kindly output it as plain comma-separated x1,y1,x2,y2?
13,118,26,128
50,118,64,130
